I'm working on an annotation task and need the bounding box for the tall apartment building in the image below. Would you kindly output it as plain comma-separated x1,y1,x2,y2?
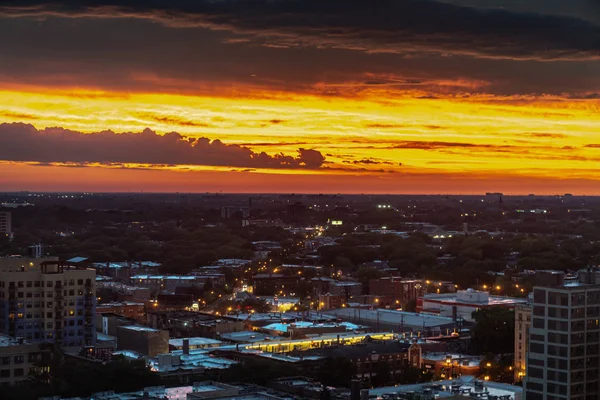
525,270,600,400
0,257,96,347
514,303,531,382
0,212,11,237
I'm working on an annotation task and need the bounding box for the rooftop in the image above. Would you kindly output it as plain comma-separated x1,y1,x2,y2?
326,308,457,328
262,321,362,333
370,376,523,399
169,337,222,347
218,331,276,343
120,325,161,333
0,335,26,347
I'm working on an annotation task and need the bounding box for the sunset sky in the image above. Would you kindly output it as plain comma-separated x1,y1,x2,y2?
1,0,600,194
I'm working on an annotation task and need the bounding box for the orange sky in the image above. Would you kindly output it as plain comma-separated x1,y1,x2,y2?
1,1,600,194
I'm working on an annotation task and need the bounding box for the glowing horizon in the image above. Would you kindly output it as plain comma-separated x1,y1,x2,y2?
1,1,600,194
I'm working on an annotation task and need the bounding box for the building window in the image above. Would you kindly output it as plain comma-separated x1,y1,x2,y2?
13,368,24,377
0,370,9,378
26,281,32,288
77,279,83,285
13,356,24,364
0,357,10,365
46,281,53,288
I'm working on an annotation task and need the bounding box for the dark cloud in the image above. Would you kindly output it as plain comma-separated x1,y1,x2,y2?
136,113,211,128
389,141,508,150
344,158,395,166
586,144,600,148
2,0,600,61
0,123,326,169
525,132,569,139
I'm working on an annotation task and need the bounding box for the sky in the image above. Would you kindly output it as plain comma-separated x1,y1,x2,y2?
1,0,600,194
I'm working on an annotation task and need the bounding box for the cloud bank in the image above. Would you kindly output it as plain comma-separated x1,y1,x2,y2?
0,123,326,169
1,0,600,60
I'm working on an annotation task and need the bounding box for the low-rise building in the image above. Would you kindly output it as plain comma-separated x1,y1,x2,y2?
417,289,528,321
369,277,425,308
96,301,145,321
0,335,49,387
253,274,302,296
168,337,222,351
116,325,169,357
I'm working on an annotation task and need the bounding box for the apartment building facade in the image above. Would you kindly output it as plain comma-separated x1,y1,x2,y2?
525,272,600,400
0,257,96,346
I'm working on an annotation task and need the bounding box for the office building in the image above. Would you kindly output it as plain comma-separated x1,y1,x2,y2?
0,257,96,346
514,303,531,382
525,270,600,400
0,212,11,238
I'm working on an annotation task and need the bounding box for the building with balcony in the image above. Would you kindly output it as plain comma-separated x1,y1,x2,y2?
0,257,96,347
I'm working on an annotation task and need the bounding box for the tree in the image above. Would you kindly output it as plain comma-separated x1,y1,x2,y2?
470,307,515,354
316,357,356,387
371,361,391,387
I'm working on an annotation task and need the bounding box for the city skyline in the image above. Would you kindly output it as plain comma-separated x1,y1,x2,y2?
1,1,600,194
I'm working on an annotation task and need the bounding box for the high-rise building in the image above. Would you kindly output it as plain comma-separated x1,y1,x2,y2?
0,257,96,346
525,270,600,400
0,212,11,237
514,303,531,382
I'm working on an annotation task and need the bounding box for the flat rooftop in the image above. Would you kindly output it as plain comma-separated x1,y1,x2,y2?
327,308,456,328
370,376,522,399
218,331,276,343
422,292,528,306
262,321,362,333
169,337,222,347
120,325,161,332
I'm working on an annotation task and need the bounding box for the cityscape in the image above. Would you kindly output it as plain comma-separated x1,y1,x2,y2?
2,1,600,400
0,193,599,399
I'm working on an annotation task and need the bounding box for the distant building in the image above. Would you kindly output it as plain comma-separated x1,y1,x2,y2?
369,277,425,308
253,274,301,296
130,274,224,292
417,289,528,321
0,212,11,238
147,311,245,338
0,257,96,346
96,301,145,321
317,293,346,310
220,206,249,219
514,303,531,382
